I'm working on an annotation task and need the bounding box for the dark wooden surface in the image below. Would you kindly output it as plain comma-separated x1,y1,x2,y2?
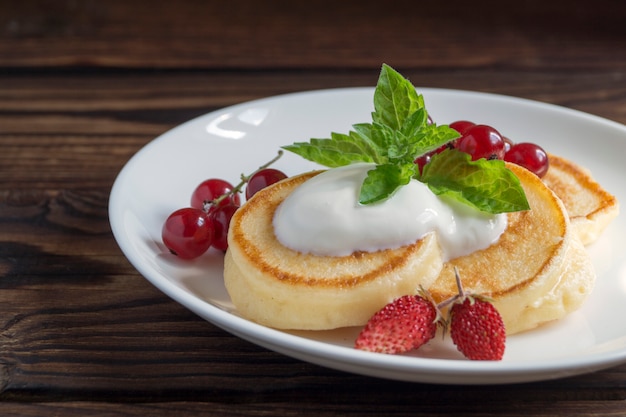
1,1,626,415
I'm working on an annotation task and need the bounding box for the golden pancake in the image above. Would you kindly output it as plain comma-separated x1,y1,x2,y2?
542,153,619,245
225,160,601,335
429,163,595,335
224,171,444,330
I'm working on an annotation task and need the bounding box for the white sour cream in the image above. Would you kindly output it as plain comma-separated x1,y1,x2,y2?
273,163,506,260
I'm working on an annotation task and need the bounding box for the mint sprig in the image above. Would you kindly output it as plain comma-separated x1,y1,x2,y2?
282,64,529,214
423,149,529,213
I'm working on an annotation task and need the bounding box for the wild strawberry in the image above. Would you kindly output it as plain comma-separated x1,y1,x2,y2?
449,296,505,360
354,293,439,354
447,268,506,360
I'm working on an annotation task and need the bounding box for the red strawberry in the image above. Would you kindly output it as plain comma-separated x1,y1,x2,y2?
449,296,506,360
354,294,438,354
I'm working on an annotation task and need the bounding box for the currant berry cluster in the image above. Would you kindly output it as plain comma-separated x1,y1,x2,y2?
416,120,549,178
161,152,287,260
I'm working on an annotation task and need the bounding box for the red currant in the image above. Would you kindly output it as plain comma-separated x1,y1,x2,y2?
245,168,287,200
414,153,431,173
210,200,240,251
414,143,453,173
191,178,241,211
504,142,549,178
162,208,214,259
449,120,475,135
456,124,505,161
502,136,514,154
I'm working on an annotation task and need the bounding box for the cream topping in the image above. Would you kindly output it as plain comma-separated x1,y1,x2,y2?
273,163,506,260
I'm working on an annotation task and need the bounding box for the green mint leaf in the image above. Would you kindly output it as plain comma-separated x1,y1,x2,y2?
421,149,530,214
367,122,406,161
283,64,458,174
370,65,459,163
352,122,393,162
359,163,417,205
314,132,379,158
280,143,360,167
350,124,387,161
406,123,460,157
282,63,528,213
399,107,428,138
282,129,386,167
372,64,424,130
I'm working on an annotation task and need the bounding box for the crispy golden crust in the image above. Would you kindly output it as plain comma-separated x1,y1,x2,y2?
542,153,619,245
229,171,435,288
225,171,444,330
429,163,595,335
225,161,601,334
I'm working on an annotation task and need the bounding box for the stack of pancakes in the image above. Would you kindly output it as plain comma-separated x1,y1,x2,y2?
224,156,618,335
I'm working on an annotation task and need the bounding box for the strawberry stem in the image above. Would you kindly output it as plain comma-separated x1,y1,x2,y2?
453,266,466,298
436,267,465,310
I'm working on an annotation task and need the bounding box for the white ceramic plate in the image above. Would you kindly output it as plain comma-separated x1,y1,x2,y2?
109,87,626,384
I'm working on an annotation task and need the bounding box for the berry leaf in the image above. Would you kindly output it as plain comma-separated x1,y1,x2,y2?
422,149,530,213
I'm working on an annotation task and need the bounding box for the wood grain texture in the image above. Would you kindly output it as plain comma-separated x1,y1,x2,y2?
1,0,625,415
1,70,624,193
1,0,625,70
2,68,626,416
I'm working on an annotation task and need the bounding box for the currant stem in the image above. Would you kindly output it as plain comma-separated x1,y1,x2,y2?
206,150,284,210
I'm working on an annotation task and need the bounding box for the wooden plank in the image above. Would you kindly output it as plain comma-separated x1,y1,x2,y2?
0,0,624,70
1,70,624,192
2,401,626,417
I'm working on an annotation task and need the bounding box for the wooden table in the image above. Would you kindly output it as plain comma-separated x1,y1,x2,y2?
2,1,625,415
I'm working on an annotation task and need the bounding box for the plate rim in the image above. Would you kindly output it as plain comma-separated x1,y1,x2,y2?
109,86,626,384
